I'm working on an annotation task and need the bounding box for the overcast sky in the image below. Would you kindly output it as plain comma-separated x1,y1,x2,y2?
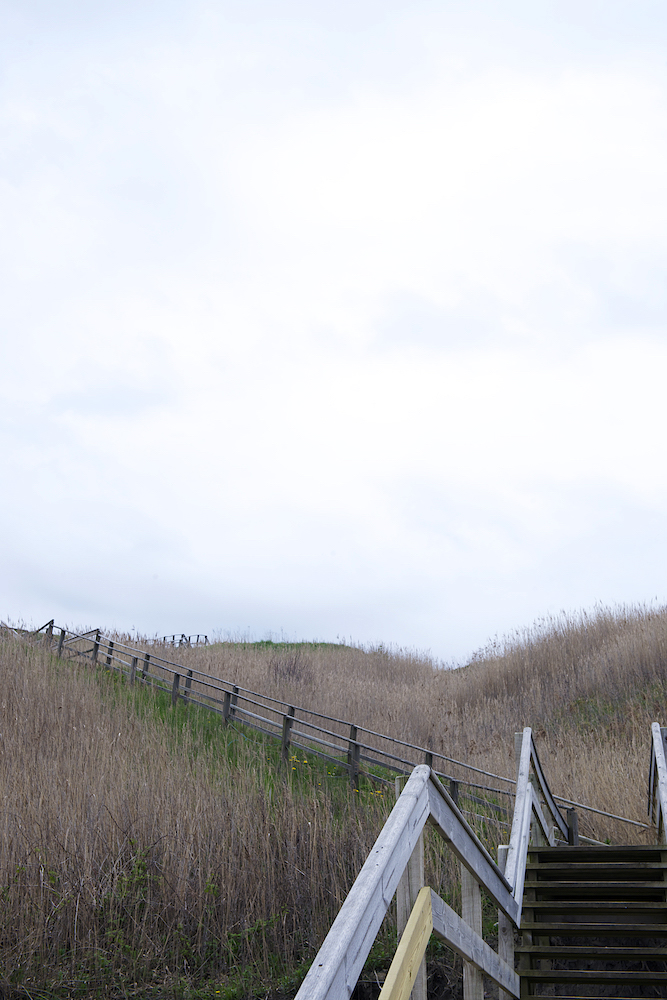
2,1,667,662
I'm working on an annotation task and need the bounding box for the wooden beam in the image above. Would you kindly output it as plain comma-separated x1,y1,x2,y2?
497,846,515,1000
650,723,667,842
426,776,518,925
294,766,431,1000
430,890,520,998
395,777,426,1000
379,887,433,1000
525,732,568,839
461,865,483,1000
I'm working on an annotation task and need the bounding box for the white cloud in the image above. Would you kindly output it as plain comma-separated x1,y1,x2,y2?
2,4,667,657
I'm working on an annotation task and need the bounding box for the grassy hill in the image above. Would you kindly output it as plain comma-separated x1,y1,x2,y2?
1,603,666,999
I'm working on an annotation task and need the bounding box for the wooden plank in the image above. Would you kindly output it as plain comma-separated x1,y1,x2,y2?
461,864,483,1000
426,777,518,925
294,766,432,1000
430,890,520,998
526,732,568,839
497,846,514,1000
530,789,556,847
651,723,667,842
379,887,433,1000
394,776,426,1000
504,782,534,915
504,731,532,897
406,834,426,1000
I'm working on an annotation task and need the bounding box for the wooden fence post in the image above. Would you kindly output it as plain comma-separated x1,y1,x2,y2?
105,639,114,668
461,864,484,1000
92,631,100,664
450,779,459,805
395,777,427,1000
141,652,150,681
171,672,180,707
567,808,579,846
57,629,66,658
184,669,193,705
497,845,514,1000
347,724,361,790
424,751,433,769
282,707,296,761
129,656,137,685
223,686,239,723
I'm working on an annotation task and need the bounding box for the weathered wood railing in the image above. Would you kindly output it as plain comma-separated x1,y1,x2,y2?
295,728,573,1000
5,620,647,837
648,722,667,843
32,624,518,823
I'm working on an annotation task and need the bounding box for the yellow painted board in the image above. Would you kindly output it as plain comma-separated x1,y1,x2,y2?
379,886,433,1000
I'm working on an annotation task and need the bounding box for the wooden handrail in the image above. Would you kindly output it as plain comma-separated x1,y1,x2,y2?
649,722,667,843
295,765,521,1000
296,729,574,1000
503,728,570,925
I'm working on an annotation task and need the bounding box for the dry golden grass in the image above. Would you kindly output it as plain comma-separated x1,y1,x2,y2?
0,636,391,992
138,603,667,842
3,602,667,993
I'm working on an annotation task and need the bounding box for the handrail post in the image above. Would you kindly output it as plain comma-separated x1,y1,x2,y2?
184,669,193,705
141,652,150,681
129,656,137,685
282,707,296,762
567,808,579,846
461,864,484,1000
92,630,100,664
449,778,459,805
171,672,180,707
649,723,667,843
395,777,427,1000
57,628,66,658
497,845,514,1000
106,639,114,668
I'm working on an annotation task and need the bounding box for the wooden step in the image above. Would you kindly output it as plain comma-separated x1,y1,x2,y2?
529,845,666,859
515,944,667,959
522,969,667,983
521,845,667,997
526,861,667,874
526,901,667,922
523,880,667,897
520,920,667,936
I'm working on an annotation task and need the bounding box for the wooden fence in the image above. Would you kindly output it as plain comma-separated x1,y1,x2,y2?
161,633,209,647
30,623,513,824
4,619,648,835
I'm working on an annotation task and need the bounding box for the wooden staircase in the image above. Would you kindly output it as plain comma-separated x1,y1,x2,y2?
517,844,667,999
